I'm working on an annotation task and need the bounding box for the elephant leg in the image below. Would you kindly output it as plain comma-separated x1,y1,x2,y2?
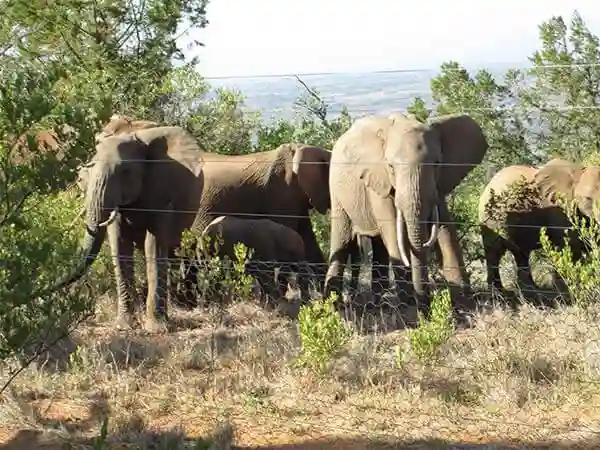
108,222,136,329
515,250,536,296
296,261,313,302
144,230,169,333
481,225,505,292
436,201,470,310
298,217,325,290
371,237,389,304
370,194,425,313
254,260,279,301
325,201,353,298
348,236,363,297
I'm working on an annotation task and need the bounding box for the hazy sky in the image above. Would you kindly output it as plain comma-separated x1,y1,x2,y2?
184,1,600,78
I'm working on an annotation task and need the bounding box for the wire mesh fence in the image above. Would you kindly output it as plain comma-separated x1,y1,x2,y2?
7,61,600,445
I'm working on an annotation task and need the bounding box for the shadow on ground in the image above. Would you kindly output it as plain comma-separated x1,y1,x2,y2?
2,429,600,450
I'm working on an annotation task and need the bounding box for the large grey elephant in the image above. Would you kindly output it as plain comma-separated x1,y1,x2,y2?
479,158,600,292
325,113,488,313
180,143,331,302
63,126,204,332
201,216,307,299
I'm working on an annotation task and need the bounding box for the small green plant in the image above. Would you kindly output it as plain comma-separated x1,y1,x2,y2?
92,417,109,450
297,293,351,372
408,289,455,361
174,230,254,304
540,199,600,306
223,242,254,301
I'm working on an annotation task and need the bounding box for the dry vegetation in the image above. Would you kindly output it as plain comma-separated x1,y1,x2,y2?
2,293,600,450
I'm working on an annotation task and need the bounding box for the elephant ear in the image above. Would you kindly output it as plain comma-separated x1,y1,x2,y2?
534,158,583,205
291,144,332,214
430,114,488,195
135,127,204,177
340,116,393,197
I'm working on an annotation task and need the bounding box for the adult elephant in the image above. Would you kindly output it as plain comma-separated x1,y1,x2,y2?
479,158,600,292
62,126,204,332
201,216,308,300
182,143,331,301
325,113,488,313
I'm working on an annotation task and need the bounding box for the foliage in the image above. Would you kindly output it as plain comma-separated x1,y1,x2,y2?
0,0,208,121
540,201,600,306
297,293,351,372
92,417,109,450
520,12,600,161
255,79,353,151
483,177,543,241
410,12,600,285
255,78,352,256
408,289,455,361
187,88,260,154
0,0,208,365
175,230,255,304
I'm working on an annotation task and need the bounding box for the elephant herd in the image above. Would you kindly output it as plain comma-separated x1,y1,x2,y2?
58,113,597,332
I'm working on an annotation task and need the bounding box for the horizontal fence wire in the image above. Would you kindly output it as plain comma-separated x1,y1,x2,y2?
11,63,600,443
83,207,581,231
203,62,600,80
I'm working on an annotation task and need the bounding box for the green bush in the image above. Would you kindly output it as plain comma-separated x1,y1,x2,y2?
408,289,455,361
540,201,600,306
297,293,351,372
175,230,254,304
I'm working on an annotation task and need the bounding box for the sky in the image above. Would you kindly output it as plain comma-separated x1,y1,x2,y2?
183,0,600,79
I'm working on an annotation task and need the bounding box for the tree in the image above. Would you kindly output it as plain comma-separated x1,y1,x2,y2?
0,0,209,367
518,12,600,162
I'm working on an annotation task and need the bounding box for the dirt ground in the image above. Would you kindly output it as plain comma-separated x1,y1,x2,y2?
2,298,600,450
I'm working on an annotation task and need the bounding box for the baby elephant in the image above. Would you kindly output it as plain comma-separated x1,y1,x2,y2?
201,216,309,300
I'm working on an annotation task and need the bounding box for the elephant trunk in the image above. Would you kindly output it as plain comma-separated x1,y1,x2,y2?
54,168,113,290
57,226,107,288
395,167,438,309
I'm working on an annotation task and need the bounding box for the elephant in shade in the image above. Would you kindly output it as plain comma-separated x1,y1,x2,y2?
201,216,308,300
325,113,488,314
63,125,204,332
479,158,600,292
178,142,331,304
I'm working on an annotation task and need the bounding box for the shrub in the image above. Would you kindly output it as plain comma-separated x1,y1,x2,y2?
540,201,600,306
174,230,255,305
297,293,351,372
408,289,455,361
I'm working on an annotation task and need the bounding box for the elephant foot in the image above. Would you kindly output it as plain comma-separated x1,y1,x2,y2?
143,316,169,334
114,313,135,330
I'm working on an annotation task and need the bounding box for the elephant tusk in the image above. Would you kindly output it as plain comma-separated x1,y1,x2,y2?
424,205,440,248
396,210,411,268
98,208,119,227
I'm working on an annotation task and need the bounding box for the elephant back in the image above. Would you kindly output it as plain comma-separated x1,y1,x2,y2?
478,165,539,224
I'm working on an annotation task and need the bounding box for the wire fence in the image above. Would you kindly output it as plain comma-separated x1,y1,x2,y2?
8,62,600,445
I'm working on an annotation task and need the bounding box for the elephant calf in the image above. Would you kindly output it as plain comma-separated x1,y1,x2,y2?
201,216,309,300
479,158,599,293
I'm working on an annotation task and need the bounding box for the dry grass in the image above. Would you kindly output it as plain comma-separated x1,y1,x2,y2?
2,295,600,449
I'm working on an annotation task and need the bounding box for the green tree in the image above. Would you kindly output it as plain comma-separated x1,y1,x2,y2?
518,12,600,161
0,0,209,368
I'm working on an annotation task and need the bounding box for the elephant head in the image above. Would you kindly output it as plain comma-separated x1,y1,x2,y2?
95,114,159,143
63,127,203,285
535,158,600,220
279,143,332,214
354,113,487,299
